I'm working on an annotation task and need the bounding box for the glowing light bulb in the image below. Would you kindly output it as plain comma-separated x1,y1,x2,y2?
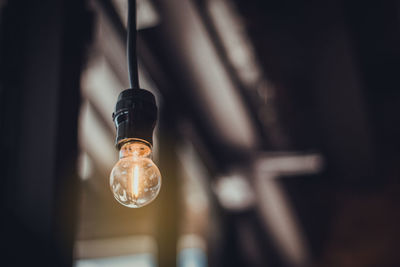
110,141,161,208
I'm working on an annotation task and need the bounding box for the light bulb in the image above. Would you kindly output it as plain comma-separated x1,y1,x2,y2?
110,141,161,208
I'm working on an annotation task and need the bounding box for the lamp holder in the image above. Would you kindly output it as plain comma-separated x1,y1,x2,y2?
113,88,157,149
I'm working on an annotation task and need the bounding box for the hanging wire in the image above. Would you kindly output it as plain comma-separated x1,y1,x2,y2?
127,0,140,88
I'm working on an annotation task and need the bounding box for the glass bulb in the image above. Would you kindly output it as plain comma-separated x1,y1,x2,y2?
110,141,161,208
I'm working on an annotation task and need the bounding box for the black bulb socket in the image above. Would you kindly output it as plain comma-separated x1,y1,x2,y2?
113,88,158,150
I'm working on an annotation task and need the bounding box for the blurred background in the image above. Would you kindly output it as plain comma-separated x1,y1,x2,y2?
1,0,400,266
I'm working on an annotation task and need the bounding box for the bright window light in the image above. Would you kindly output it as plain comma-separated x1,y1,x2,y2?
75,254,156,267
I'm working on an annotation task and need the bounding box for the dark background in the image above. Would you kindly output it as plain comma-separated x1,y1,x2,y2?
1,0,399,266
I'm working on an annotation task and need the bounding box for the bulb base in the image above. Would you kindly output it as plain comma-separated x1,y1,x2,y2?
113,88,157,149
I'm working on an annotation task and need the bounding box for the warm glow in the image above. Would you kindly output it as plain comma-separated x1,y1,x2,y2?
110,141,162,208
133,165,139,198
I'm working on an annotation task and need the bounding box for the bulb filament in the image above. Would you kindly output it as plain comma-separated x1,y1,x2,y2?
133,165,139,198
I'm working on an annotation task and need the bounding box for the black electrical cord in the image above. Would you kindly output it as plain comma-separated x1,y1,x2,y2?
127,0,139,88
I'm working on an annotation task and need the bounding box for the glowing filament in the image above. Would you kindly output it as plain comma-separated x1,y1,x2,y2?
133,165,139,198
